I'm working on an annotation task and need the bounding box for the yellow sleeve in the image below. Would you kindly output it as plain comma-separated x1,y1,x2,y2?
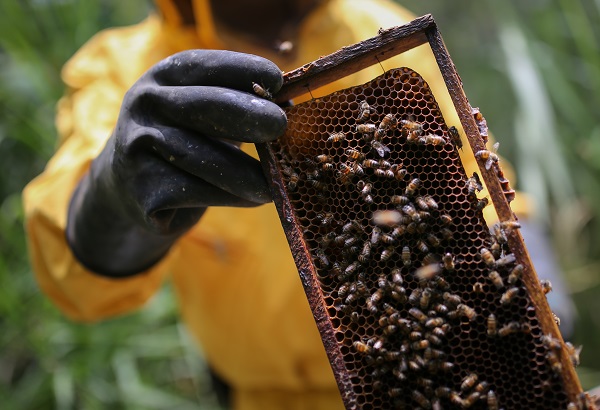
22,18,173,323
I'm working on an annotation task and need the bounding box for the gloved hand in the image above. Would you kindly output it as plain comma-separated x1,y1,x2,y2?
66,50,287,277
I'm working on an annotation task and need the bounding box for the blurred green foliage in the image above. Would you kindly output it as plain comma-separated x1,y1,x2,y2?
0,0,599,408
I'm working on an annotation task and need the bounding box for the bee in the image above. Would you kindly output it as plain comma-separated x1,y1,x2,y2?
367,289,384,313
350,311,360,323
488,271,504,290
432,304,449,316
394,167,408,181
552,312,561,326
474,381,490,394
501,220,522,231
401,118,424,142
567,403,578,410
443,292,461,307
500,287,520,305
353,340,373,354
487,314,498,337
416,240,429,254
480,248,496,267
435,387,452,399
371,139,391,157
337,163,354,184
380,246,394,261
344,260,360,276
487,390,498,410
343,236,358,247
359,181,372,196
409,288,422,306
287,173,299,191
457,303,477,321
426,233,441,248
541,334,562,351
402,204,420,222
346,148,364,161
491,222,508,244
466,172,483,197
475,197,489,211
425,317,445,328
381,233,396,245
371,226,382,245
308,178,326,191
375,113,397,138
412,390,431,408
423,253,439,266
362,159,379,168
565,342,582,367
414,263,442,282
540,279,553,294
409,330,423,341
422,133,446,146
439,361,455,372
496,253,516,268
314,248,329,267
327,131,346,143
391,225,407,238
391,268,403,286
419,288,432,310
428,334,443,346
358,241,371,263
441,253,455,272
316,212,334,226
405,178,421,197
401,246,411,267
252,82,272,99
475,141,500,170
546,350,562,375
448,125,463,149
357,100,371,122
463,392,481,407
409,307,428,323
498,321,522,337
316,154,332,164
356,123,377,134
412,340,430,351
508,264,524,285
440,214,453,226
391,194,410,207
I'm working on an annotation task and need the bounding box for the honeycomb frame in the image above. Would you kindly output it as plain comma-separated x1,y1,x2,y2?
256,14,591,410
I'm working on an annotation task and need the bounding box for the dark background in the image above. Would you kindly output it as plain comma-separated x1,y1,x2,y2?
0,0,598,408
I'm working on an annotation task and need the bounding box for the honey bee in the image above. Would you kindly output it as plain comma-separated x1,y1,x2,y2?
344,260,360,276
327,131,346,143
491,222,508,244
439,361,455,372
565,342,582,367
391,194,410,207
441,253,455,272
394,167,408,181
367,289,384,313
314,248,329,267
371,226,382,245
371,139,391,157
435,387,452,399
488,271,504,290
381,233,396,245
428,334,443,346
546,350,562,375
448,125,463,149
416,240,429,254
401,118,424,142
463,392,481,407
567,403,577,410
475,197,490,211
362,159,379,168
405,178,421,197
496,253,516,268
412,390,431,408
501,220,522,231
308,178,326,191
425,317,445,328
474,381,490,394
440,214,453,226
391,225,407,238
316,212,334,226
390,268,403,286
541,334,562,351
443,292,461,307
357,100,371,122
486,314,498,337
346,148,364,161
353,340,373,354
343,236,358,247
457,303,477,321
552,312,561,326
409,288,422,306
409,307,428,323
380,246,394,261
252,82,272,99
337,163,354,184
498,321,522,337
402,204,420,222
412,340,430,350
414,263,442,282
449,392,464,407
422,133,446,146
358,241,371,263
487,390,498,410
475,141,500,170
419,288,432,310
508,264,524,285
426,233,441,248
375,113,397,139
356,123,377,134
540,279,553,294
466,172,483,197
423,253,439,266
480,248,496,267
316,154,332,164
500,287,520,305
287,173,299,191
402,246,411,266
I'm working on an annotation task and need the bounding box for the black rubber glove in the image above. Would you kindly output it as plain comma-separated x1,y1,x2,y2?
66,50,287,277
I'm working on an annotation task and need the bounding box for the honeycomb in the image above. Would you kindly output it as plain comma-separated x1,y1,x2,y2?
264,67,583,409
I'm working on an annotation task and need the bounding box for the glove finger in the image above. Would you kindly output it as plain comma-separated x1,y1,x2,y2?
128,125,272,205
150,50,283,96
139,86,287,143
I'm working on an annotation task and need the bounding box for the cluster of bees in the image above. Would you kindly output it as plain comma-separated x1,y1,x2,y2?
274,70,583,410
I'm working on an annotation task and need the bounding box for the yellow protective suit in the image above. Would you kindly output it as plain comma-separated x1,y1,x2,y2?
23,1,529,409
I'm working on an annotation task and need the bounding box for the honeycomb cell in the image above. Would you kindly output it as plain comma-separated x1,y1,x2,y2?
268,67,572,409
